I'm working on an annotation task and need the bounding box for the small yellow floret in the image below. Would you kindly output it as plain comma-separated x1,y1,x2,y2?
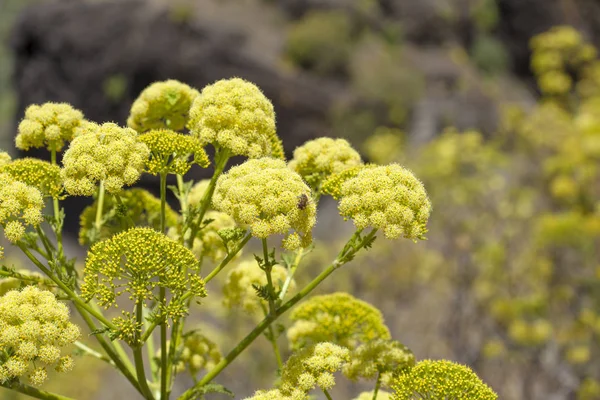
16,103,84,151
0,158,63,198
138,129,210,175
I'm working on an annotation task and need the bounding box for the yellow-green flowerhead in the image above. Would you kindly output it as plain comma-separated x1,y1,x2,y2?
392,360,498,400
213,158,316,249
244,389,306,400
338,164,431,240
354,391,393,400
287,292,391,350
79,188,179,245
175,331,222,376
16,103,84,151
0,151,11,167
61,122,149,195
280,342,350,395
127,80,199,133
0,158,62,198
289,137,362,190
188,78,278,158
0,286,80,386
81,228,206,339
343,339,415,386
0,174,44,243
223,260,295,314
138,129,210,175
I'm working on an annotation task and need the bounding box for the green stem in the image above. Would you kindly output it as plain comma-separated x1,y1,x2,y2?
94,180,105,240
73,302,142,396
50,148,64,259
204,233,252,283
143,306,158,382
176,174,188,216
261,238,276,314
134,301,156,400
18,244,117,330
35,226,55,257
372,372,382,400
0,381,75,400
323,388,334,400
188,148,229,248
159,172,169,400
177,229,377,400
261,304,283,371
75,341,114,365
279,249,304,301
113,192,135,228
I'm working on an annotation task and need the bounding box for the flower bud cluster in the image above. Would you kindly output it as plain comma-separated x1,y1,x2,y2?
138,129,209,175
392,360,497,400
81,228,206,328
0,287,79,386
337,164,431,240
287,292,390,350
280,342,350,395
0,158,63,198
0,174,44,243
79,188,179,245
0,151,11,166
188,78,278,158
213,158,316,250
288,137,362,190
61,123,149,195
16,103,84,151
244,389,306,400
223,260,294,314
128,80,199,133
175,331,222,376
343,339,415,385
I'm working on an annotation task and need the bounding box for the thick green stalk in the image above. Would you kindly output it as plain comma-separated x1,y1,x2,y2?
73,303,139,392
261,304,283,370
323,388,334,400
262,238,276,314
177,229,378,400
0,382,75,400
372,372,382,400
176,174,188,215
50,148,64,258
95,180,105,233
159,172,168,400
18,244,117,330
134,302,156,400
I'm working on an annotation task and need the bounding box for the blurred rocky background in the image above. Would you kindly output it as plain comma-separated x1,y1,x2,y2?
2,0,600,399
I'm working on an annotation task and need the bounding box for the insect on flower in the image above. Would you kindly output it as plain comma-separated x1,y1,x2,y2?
297,193,309,210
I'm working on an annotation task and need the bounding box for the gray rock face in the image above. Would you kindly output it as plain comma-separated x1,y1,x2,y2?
10,0,338,154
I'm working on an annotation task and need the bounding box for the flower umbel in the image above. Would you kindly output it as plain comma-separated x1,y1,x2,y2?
61,122,149,195
81,228,206,334
138,129,210,175
338,164,431,240
287,292,391,349
0,158,63,198
391,360,498,400
0,174,44,243
0,286,80,386
187,78,279,158
289,137,362,191
213,158,316,249
16,103,84,151
127,79,199,133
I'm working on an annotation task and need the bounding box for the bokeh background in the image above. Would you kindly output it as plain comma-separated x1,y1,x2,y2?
2,0,600,399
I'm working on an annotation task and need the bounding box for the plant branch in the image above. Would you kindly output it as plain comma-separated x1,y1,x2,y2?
0,381,75,400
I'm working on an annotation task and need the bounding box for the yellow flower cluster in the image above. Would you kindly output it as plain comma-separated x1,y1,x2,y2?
0,174,44,243
16,103,84,151
175,331,222,376
81,228,206,323
138,129,210,175
0,158,62,198
287,292,390,349
0,287,79,386
127,80,199,132
79,188,179,245
337,164,431,240
354,391,392,400
188,78,279,158
223,260,294,314
280,342,350,395
244,389,305,400
392,360,497,400
288,137,362,190
0,151,11,166
189,211,239,263
213,158,316,249
343,339,415,386
321,164,373,200
61,122,149,195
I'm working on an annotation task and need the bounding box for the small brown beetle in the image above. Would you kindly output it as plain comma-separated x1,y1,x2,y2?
297,193,309,210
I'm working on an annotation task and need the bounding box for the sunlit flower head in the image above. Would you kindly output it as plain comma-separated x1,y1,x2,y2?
16,103,84,151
